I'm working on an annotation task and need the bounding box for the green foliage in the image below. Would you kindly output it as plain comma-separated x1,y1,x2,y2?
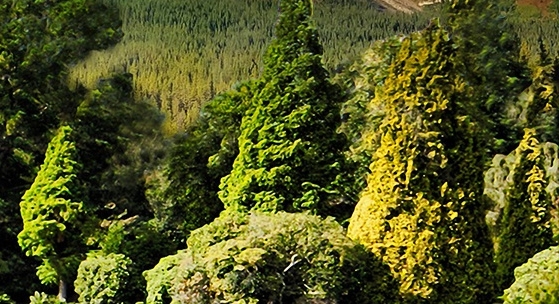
347,23,496,303
219,0,351,218
75,252,132,304
0,197,43,301
144,210,399,304
336,35,405,200
73,72,165,219
28,292,63,304
502,245,559,303
446,0,529,154
83,218,177,303
0,0,122,200
485,129,556,291
18,126,84,286
0,294,13,304
0,1,122,299
146,81,258,243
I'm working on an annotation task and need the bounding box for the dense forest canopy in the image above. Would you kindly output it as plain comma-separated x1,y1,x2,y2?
1,0,559,303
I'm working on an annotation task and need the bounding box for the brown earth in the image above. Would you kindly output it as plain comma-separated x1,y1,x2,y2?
517,0,553,16
377,0,554,15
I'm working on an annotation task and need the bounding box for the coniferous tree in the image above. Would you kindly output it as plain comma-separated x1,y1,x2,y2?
494,128,555,292
347,23,496,303
446,0,529,153
147,80,258,243
18,126,84,301
0,1,122,300
219,0,351,218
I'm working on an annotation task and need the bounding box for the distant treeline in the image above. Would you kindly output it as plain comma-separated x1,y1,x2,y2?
69,0,559,133
69,0,437,132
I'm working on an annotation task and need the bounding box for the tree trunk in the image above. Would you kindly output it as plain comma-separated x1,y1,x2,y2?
58,279,67,302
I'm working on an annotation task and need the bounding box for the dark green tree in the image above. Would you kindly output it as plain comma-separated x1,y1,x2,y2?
493,129,555,292
218,0,351,218
147,80,258,243
0,0,122,201
73,73,165,219
18,126,84,301
446,0,529,154
347,23,497,303
0,1,122,300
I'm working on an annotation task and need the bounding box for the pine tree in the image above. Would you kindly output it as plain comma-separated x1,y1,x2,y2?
17,126,84,301
218,0,350,217
347,23,497,303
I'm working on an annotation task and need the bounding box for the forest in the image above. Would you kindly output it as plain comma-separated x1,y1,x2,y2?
1,0,559,303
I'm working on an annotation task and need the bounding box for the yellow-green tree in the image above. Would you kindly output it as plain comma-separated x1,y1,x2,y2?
18,126,83,301
347,22,496,303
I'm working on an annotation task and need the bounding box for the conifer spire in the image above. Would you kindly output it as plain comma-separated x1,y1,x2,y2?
219,0,349,217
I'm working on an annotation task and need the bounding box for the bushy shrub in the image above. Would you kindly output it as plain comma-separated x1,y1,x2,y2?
502,245,559,303
28,292,62,304
75,252,132,303
144,211,399,304
86,218,177,303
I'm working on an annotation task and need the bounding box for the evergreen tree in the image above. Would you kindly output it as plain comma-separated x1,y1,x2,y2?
336,36,406,202
494,128,555,292
218,0,350,218
147,81,257,243
0,1,122,300
0,0,122,201
484,47,559,292
18,126,84,301
446,0,529,154
347,23,496,303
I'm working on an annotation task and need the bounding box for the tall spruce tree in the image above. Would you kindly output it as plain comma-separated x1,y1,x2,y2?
347,23,497,303
18,126,84,301
218,0,350,217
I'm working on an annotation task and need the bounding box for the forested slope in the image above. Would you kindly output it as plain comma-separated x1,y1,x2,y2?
68,0,436,131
